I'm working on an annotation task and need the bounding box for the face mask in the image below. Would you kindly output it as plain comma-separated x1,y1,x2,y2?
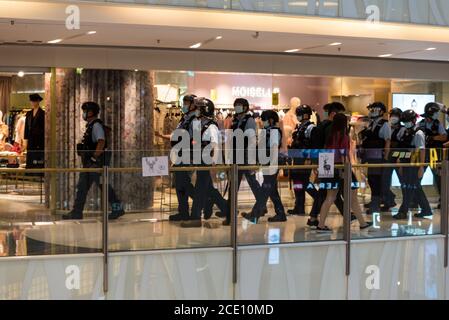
297,116,303,122
181,103,190,114
390,117,399,125
369,110,380,118
234,105,244,114
404,122,414,129
263,120,270,128
432,113,439,120
195,110,201,118
446,115,449,123
323,111,329,119
82,111,88,121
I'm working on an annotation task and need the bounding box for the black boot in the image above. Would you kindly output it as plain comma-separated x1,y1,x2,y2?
62,210,83,220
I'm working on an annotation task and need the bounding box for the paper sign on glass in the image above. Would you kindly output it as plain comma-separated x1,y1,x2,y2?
318,152,334,178
142,156,169,177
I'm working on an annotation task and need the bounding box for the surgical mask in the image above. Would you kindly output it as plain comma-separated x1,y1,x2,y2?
323,111,329,119
297,116,303,122
404,121,414,129
195,109,201,118
263,120,270,128
432,113,439,120
82,111,88,121
390,117,399,125
234,104,244,114
181,103,190,114
369,110,380,118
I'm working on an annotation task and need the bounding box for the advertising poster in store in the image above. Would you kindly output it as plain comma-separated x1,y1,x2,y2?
142,156,169,177
318,152,334,178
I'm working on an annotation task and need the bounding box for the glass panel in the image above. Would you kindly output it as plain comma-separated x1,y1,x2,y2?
107,150,232,251
353,148,441,239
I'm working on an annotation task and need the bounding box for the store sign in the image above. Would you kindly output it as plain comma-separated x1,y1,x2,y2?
231,86,272,98
318,152,334,178
142,156,169,177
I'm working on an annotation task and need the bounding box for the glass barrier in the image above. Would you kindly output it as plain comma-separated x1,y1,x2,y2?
49,0,449,27
352,148,442,240
0,147,446,256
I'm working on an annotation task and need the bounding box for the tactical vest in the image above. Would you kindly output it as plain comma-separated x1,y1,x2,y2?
231,113,254,165
419,119,444,149
171,114,194,147
390,125,403,149
291,121,314,149
360,118,387,149
81,119,110,166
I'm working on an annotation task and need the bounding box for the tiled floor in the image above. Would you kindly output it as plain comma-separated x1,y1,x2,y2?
0,178,441,256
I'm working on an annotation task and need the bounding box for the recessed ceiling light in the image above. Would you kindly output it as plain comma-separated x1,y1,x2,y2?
17,71,25,77
284,49,301,53
134,69,138,72
215,36,223,40
329,42,342,46
378,54,393,57
87,31,97,35
47,39,62,44
426,47,436,51
288,1,307,6
190,43,202,49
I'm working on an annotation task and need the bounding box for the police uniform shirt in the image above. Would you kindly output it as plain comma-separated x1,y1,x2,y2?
177,112,195,130
397,126,426,149
370,117,392,140
421,121,446,136
90,121,105,143
302,122,316,140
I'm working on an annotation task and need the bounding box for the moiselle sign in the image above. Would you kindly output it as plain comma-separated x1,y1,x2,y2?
231,86,275,98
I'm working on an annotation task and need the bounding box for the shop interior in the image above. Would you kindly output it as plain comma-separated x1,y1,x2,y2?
0,68,448,256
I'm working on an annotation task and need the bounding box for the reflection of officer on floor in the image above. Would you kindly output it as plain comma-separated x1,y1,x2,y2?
382,108,406,210
243,110,287,223
181,98,229,228
394,110,432,220
418,102,447,206
359,102,391,215
63,102,124,220
168,94,197,222
288,105,320,216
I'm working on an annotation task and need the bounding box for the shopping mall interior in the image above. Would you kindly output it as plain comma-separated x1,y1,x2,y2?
1,0,449,300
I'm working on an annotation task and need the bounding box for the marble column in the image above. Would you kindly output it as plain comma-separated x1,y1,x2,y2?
46,69,155,212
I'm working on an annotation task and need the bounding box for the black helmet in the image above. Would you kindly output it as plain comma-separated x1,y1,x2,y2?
233,98,249,108
389,107,402,117
195,97,215,117
296,104,313,117
401,109,418,123
422,102,441,118
367,102,387,113
261,110,279,123
324,102,345,113
81,101,100,116
183,94,197,104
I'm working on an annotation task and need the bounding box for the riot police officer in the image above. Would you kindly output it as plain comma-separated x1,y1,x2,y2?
230,98,261,190
288,105,320,216
418,102,447,205
359,102,391,215
381,108,405,210
168,94,197,222
181,98,229,228
63,102,124,220
242,110,287,223
394,110,432,219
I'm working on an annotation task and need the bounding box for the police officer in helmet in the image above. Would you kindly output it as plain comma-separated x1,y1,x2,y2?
418,102,446,207
63,101,124,220
181,98,229,228
168,94,198,222
243,110,287,223
359,102,391,215
288,104,320,216
394,109,432,219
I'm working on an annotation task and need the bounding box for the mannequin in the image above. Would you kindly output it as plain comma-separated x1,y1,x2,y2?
280,97,301,152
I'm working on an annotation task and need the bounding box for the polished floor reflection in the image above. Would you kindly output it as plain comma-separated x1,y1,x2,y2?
0,176,441,256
